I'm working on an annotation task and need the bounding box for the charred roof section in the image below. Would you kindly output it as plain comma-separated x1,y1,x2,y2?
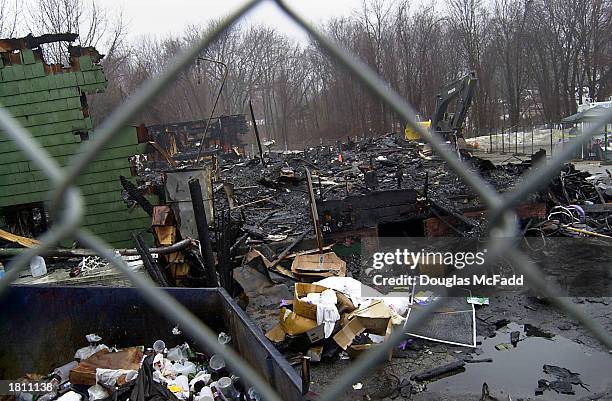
0,33,104,77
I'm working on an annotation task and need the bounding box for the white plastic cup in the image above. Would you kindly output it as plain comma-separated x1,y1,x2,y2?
30,256,47,277
153,340,166,354
217,376,238,399
247,387,261,401
209,354,225,372
218,332,231,345
194,386,214,401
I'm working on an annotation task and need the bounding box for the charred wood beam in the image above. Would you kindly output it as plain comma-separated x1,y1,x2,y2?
411,360,466,382
269,231,308,269
133,233,170,287
429,208,466,237
184,248,212,284
229,233,248,254
120,175,153,216
188,178,219,287
216,211,237,294
0,33,79,52
429,199,477,227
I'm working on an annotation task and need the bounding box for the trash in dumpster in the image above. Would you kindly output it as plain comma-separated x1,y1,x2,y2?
11,328,263,401
55,391,81,401
70,348,143,385
74,335,110,361
87,384,109,401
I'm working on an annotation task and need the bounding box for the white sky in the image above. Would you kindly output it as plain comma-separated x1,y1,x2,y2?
103,0,363,43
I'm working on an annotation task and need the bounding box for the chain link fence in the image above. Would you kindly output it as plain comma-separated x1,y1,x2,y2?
1,0,612,399
471,124,611,161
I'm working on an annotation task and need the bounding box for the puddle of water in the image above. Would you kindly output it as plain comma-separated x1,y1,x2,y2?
427,322,612,400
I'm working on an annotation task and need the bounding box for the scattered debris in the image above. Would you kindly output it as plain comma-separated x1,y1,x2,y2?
411,360,466,381
536,364,588,395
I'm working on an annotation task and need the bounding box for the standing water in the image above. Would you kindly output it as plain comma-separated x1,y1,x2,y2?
427,322,612,400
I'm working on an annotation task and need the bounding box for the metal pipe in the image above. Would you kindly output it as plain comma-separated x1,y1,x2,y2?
249,100,265,165
550,124,553,155
0,238,196,257
195,57,229,166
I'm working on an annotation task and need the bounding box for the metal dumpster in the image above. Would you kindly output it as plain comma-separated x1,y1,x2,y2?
0,286,303,401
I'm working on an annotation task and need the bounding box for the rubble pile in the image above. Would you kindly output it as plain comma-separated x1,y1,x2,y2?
529,164,612,239
213,134,539,241
265,277,409,352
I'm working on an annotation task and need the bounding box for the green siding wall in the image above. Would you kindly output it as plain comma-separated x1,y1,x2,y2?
0,49,154,248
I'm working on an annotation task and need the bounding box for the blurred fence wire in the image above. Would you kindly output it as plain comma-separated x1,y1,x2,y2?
1,0,611,399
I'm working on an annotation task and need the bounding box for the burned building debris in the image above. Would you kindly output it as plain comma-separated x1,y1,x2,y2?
1,28,612,401
146,115,249,162
0,33,153,248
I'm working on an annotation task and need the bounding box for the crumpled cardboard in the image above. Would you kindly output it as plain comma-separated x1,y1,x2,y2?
278,307,318,336
332,300,399,361
269,284,407,356
69,348,143,385
265,324,287,343
266,307,330,345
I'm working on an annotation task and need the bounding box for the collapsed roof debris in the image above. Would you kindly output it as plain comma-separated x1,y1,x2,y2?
0,33,152,248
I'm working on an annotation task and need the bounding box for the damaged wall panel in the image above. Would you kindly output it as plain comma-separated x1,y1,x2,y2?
0,36,154,247
317,188,420,237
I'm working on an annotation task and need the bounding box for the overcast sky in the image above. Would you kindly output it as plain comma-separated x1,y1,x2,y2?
103,0,363,43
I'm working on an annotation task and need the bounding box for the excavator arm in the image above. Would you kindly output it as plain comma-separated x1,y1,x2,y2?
431,71,477,141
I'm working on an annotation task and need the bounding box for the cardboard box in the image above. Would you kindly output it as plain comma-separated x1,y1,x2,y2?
305,322,326,344
345,300,393,336
333,318,367,350
293,283,355,320
291,252,346,278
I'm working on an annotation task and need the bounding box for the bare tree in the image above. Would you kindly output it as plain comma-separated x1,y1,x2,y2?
0,0,18,37
80,0,611,148
26,0,125,64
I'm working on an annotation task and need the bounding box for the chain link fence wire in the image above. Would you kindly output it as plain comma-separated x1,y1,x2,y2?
1,0,611,399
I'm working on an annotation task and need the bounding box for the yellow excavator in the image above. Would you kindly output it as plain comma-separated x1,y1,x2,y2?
405,71,477,148
404,118,431,141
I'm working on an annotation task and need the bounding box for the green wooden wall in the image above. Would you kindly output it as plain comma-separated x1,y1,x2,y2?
0,48,153,248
